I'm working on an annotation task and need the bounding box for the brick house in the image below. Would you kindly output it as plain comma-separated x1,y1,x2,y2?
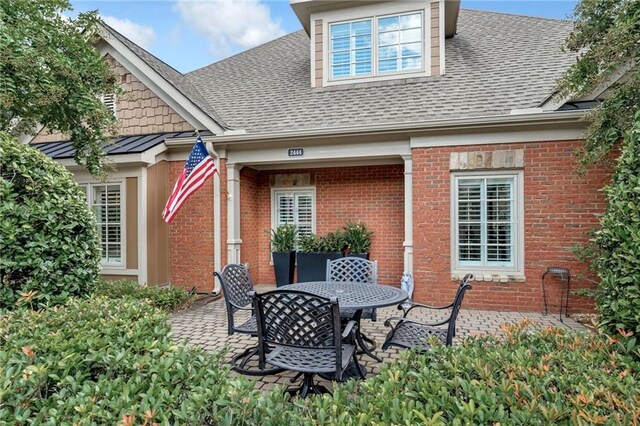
31,0,610,312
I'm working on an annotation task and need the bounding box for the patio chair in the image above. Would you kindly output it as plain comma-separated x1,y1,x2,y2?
382,274,473,352
326,256,379,356
252,289,365,398
214,264,283,375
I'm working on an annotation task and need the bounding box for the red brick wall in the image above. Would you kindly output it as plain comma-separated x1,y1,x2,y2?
238,165,405,285
168,161,215,292
412,140,610,313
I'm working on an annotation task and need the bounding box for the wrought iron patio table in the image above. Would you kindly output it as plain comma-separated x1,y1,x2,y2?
279,281,408,365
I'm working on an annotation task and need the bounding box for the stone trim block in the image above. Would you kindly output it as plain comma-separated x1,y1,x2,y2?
450,149,524,171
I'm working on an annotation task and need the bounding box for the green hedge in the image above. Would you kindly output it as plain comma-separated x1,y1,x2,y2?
0,296,255,424
0,133,100,309
3,297,637,425
93,279,195,312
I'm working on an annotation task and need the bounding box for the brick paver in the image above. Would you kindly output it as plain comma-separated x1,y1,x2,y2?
170,285,588,392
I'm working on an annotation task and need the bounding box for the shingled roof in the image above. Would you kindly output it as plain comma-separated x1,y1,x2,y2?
185,9,576,135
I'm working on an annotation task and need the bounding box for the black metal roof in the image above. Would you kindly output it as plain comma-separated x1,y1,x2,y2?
32,131,207,159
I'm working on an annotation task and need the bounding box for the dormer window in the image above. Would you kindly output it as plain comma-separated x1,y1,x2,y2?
329,11,424,81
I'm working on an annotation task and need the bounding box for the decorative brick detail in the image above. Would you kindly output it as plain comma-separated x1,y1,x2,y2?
450,149,524,170
270,173,312,187
413,140,611,314
33,54,194,143
451,273,526,283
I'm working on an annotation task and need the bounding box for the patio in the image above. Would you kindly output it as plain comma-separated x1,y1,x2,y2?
169,284,588,392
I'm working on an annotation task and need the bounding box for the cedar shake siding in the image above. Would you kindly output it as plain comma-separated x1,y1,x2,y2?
32,55,194,143
431,1,441,75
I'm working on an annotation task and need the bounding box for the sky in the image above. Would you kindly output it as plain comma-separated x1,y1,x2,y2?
70,0,578,73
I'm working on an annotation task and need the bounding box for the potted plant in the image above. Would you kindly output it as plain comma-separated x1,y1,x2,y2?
269,224,297,287
296,231,345,282
343,221,373,259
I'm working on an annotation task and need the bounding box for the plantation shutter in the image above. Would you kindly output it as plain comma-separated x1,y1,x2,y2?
92,184,123,265
275,190,314,238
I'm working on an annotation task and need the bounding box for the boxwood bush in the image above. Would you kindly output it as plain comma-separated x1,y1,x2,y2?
93,279,195,312
0,133,100,309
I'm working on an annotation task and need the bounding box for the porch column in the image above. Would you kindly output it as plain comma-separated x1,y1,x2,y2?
226,162,242,264
402,154,413,274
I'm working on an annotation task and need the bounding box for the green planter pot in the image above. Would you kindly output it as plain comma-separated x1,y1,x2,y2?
296,252,343,283
273,251,296,287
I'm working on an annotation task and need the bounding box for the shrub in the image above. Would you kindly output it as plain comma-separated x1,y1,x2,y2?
0,133,100,309
297,231,345,253
343,221,373,254
0,297,252,424
268,224,297,252
589,112,640,334
93,279,195,312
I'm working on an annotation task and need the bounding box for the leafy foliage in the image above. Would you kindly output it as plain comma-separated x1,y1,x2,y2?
0,0,120,176
558,0,640,334
588,113,640,333
93,280,195,312
343,221,374,254
0,134,100,309
0,297,255,424
269,224,298,252
297,231,345,253
558,0,639,167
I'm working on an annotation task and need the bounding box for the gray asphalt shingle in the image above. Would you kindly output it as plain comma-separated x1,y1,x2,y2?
186,10,576,134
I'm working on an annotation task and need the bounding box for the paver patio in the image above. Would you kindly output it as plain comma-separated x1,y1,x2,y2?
170,285,588,392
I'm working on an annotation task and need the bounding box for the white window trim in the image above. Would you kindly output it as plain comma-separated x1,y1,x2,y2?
450,170,525,277
327,10,425,82
270,186,317,238
79,180,127,269
315,1,433,87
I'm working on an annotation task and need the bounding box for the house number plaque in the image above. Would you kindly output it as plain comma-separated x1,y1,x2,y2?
288,148,304,157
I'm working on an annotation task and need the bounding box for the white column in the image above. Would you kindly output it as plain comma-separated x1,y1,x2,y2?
226,162,242,264
402,154,413,274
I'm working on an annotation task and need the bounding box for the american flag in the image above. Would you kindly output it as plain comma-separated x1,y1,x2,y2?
162,136,216,223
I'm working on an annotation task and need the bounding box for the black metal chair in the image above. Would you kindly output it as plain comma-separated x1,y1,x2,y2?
252,289,365,398
382,274,473,352
326,257,380,358
214,264,283,375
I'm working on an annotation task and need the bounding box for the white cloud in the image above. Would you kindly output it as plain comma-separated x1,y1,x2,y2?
175,0,285,58
102,15,157,49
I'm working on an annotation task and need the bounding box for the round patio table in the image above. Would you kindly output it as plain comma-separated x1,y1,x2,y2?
279,281,408,311
279,281,407,377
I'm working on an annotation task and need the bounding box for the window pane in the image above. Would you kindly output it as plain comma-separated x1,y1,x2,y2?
331,23,350,38
401,56,422,70
332,64,350,77
401,43,421,57
351,20,371,35
331,51,350,65
378,59,398,73
353,34,371,48
354,61,372,75
107,244,122,263
331,37,350,51
379,45,398,60
401,28,421,43
378,31,399,47
378,16,399,32
401,13,421,29
353,48,371,63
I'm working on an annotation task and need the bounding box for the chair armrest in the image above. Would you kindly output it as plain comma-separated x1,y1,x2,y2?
228,301,253,311
399,301,454,317
384,316,451,329
342,320,358,339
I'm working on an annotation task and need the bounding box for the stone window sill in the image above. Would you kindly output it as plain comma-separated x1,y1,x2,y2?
451,272,526,283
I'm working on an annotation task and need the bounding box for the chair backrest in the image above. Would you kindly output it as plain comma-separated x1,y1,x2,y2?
253,290,343,372
214,264,255,334
445,274,473,345
326,257,377,284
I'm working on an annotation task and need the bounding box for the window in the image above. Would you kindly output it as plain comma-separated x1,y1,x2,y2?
452,173,523,273
329,11,423,80
80,183,124,266
273,189,315,238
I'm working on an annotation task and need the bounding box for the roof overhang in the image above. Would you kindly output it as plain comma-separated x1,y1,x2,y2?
291,0,460,37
